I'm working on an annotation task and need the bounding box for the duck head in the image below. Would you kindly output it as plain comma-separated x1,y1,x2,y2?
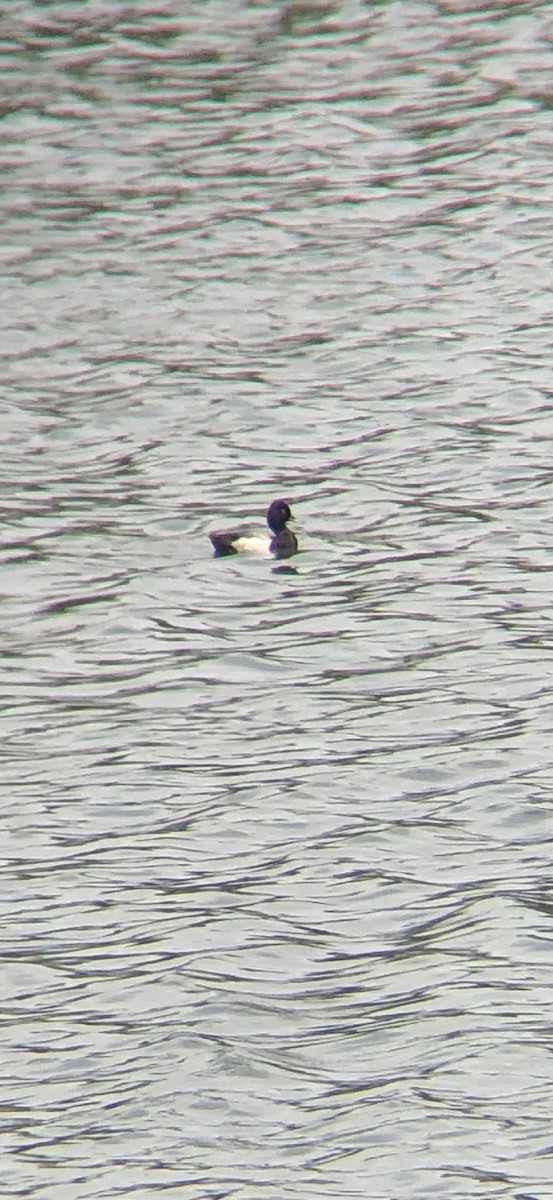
266,499,293,534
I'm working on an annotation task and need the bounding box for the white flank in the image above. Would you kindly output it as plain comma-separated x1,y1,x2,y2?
232,535,271,555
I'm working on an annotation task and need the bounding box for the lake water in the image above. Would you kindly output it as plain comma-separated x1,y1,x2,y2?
2,2,553,1197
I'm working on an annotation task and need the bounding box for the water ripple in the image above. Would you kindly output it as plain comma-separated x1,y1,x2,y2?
2,2,553,1198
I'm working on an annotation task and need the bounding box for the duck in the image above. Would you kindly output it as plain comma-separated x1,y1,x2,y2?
209,499,298,559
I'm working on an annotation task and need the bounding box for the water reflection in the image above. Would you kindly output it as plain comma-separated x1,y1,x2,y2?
2,2,553,1198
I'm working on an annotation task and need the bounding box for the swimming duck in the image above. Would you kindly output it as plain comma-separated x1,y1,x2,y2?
209,499,298,559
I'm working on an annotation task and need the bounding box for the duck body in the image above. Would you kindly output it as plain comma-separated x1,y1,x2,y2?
209,499,298,559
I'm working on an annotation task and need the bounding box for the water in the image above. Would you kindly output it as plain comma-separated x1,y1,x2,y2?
2,2,553,1197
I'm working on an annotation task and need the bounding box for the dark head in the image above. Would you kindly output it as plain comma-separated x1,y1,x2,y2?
266,499,293,535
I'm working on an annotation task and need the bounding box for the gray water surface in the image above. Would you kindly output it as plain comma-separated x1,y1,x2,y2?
2,2,553,1198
